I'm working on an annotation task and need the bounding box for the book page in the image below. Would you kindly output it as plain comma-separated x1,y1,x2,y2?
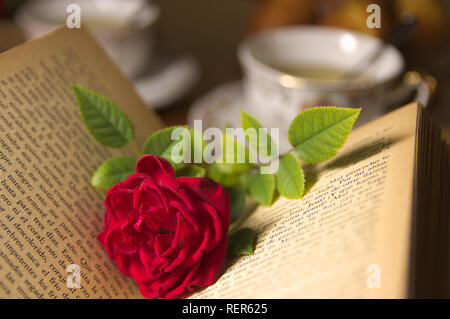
0,27,163,298
193,103,420,299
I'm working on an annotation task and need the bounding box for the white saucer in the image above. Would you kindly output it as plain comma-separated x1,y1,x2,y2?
188,81,292,153
134,54,200,110
188,81,244,129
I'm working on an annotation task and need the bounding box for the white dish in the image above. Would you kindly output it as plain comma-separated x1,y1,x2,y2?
237,26,407,128
188,81,292,153
15,0,159,78
134,54,200,110
187,79,417,155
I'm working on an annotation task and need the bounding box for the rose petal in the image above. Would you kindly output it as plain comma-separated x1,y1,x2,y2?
181,221,211,267
149,266,186,298
99,221,125,260
116,254,132,277
138,245,169,280
187,237,228,290
117,173,149,190
105,188,135,222
197,201,223,248
135,155,175,183
133,181,167,212
178,177,230,230
128,254,163,284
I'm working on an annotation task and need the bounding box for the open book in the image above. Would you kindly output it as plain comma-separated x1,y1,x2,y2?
0,27,448,299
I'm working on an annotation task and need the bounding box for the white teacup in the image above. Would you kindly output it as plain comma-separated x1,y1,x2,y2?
15,0,159,78
238,26,425,128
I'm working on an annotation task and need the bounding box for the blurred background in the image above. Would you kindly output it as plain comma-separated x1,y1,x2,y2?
1,0,450,142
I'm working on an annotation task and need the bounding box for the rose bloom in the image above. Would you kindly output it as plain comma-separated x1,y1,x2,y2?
98,155,230,298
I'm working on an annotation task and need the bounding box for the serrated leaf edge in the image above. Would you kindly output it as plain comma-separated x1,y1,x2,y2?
276,154,305,199
73,85,135,148
288,106,361,164
91,156,136,188
143,125,188,155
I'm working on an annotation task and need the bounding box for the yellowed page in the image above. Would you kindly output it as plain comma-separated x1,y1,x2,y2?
193,103,419,299
0,27,163,298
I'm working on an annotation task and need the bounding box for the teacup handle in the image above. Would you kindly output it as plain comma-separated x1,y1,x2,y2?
385,71,437,108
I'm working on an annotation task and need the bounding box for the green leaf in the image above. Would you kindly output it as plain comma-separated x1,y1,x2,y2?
73,85,135,148
214,162,252,175
91,157,137,189
276,154,305,199
176,165,205,177
143,126,190,170
207,164,241,187
143,126,184,156
248,171,275,206
227,228,256,257
214,133,254,174
288,107,360,164
241,111,276,157
239,172,251,190
227,186,246,224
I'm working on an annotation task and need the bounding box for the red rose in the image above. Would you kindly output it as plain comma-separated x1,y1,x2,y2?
98,155,230,298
